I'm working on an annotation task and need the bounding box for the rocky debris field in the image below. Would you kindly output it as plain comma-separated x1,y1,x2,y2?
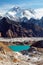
0,44,43,65
0,42,43,65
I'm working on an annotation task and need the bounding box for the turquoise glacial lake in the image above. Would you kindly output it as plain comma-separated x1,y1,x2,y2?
9,45,30,52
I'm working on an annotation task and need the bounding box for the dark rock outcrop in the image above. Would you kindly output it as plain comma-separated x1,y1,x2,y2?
32,40,43,48
0,17,43,37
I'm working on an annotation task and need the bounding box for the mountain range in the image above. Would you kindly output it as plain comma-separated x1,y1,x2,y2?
0,7,43,37
4,7,43,20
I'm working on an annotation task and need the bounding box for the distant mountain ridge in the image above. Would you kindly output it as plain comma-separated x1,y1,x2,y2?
0,7,43,37
4,7,43,21
1,7,43,20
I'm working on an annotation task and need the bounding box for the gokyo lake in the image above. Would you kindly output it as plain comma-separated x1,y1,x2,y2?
9,45,31,52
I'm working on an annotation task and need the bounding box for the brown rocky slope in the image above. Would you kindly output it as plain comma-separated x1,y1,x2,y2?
0,17,43,37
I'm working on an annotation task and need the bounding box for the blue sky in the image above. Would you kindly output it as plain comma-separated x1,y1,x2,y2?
0,0,43,14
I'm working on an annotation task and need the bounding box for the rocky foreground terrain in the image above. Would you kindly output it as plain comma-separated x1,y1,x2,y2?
0,42,43,65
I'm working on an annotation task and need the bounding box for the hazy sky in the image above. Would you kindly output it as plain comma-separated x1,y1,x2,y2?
0,0,43,14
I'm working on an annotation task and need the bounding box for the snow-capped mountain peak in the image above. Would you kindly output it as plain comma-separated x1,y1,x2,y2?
5,6,36,21
34,8,43,19
5,6,22,21
7,6,22,17
22,10,35,19
3,6,43,21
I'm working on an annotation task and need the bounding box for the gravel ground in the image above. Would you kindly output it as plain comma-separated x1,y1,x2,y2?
0,50,43,65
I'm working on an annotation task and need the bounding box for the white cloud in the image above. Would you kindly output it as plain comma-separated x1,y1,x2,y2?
0,4,15,15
